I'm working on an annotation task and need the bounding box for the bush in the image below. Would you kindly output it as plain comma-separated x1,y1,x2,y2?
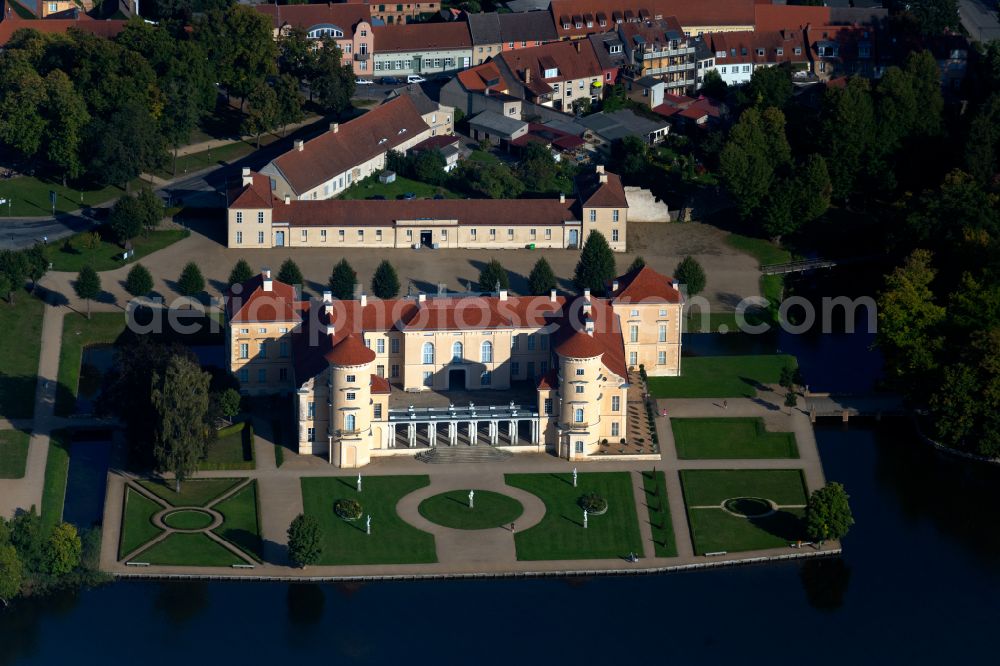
334,498,363,520
578,492,608,514
287,514,322,567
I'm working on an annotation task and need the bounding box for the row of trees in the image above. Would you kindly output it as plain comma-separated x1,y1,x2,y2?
0,510,93,605
0,244,48,305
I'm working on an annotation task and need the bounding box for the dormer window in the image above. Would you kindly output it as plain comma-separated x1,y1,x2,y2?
599,19,606,27
756,48,764,56
575,21,582,28
609,44,622,54
776,47,783,56
398,128,407,134
563,22,570,29
795,47,802,55
587,21,593,28
730,48,736,56
378,138,388,144
544,67,559,78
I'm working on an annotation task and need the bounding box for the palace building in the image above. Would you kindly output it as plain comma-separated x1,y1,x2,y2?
227,164,630,252
224,264,683,467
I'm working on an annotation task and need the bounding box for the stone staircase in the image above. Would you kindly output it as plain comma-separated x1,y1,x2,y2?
415,445,513,464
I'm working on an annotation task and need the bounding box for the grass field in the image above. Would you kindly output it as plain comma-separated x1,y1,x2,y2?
338,174,461,201
646,355,797,399
41,430,70,529
55,312,127,416
679,469,808,506
0,176,137,218
0,296,44,420
213,481,262,561
671,418,799,459
680,469,809,554
0,430,30,479
641,471,677,557
418,490,523,530
725,234,792,317
201,422,255,471
163,509,215,530
505,472,643,561
301,476,436,565
138,478,245,507
138,533,244,566
46,228,189,273
154,141,256,180
118,487,164,559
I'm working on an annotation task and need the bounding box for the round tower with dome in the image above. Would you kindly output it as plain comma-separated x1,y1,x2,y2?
554,318,605,461
325,332,376,468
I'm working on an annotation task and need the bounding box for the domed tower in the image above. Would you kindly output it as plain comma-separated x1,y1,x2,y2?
554,324,604,461
325,333,376,468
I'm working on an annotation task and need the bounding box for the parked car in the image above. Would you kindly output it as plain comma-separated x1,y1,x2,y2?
380,76,402,85
406,75,426,84
356,78,375,85
401,192,417,200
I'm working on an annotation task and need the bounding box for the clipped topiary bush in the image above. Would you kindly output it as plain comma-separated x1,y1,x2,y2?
578,492,608,515
334,498,363,521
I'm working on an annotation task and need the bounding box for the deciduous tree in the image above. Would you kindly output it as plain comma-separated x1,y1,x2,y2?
805,482,854,543
242,82,279,149
151,355,211,490
43,522,81,576
0,544,22,604
125,263,154,298
674,256,706,296
287,514,322,567
74,266,101,319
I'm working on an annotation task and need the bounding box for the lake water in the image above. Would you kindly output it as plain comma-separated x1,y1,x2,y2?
3,423,998,664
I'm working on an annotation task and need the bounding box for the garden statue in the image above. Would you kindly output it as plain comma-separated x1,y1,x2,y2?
469,490,475,508
366,514,371,535
573,467,578,488
583,509,588,529
357,473,362,492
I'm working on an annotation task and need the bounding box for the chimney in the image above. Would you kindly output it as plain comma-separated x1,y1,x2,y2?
284,195,291,205
499,289,508,301
671,279,680,291
583,287,591,301
596,164,605,174
330,122,339,133
241,166,253,187
575,40,581,53
360,294,367,307
323,290,333,314
294,139,304,151
585,320,595,336
598,173,608,184
262,268,273,292
550,288,557,302
418,293,426,303
559,193,565,203
326,323,336,335
524,67,531,84
612,279,619,292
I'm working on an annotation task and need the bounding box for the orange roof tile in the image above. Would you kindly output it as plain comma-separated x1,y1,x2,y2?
226,274,301,323
324,333,376,366
609,265,682,304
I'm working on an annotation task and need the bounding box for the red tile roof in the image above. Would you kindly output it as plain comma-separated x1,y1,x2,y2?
753,4,829,32
255,3,371,32
371,374,391,394
324,332,376,366
273,197,578,228
537,368,559,390
609,265,682,304
226,274,301,323
373,21,471,52
268,96,429,196
410,135,461,152
578,171,628,208
0,12,126,45
709,29,809,67
456,61,510,94
554,328,604,358
496,40,604,96
229,174,276,209
549,0,755,39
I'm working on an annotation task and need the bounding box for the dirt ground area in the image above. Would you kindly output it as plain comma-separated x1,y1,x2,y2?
38,219,760,314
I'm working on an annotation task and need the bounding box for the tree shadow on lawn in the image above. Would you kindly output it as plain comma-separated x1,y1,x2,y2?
219,527,262,561
749,510,805,542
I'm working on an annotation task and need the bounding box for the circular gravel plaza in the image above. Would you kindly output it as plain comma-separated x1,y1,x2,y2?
162,509,216,531
417,490,524,530
722,497,775,518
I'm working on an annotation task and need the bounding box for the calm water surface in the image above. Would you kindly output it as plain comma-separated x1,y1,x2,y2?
3,423,998,665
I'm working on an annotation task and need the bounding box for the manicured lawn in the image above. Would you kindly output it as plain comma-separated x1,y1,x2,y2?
137,533,244,566
0,176,136,218
213,481,262,561
46,228,189,272
201,422,255,471
505,472,643,561
685,507,806,555
0,296,44,420
301,475,436,565
671,418,799,459
163,509,215,530
680,469,809,555
646,354,797,399
41,430,70,529
138,478,245,507
55,312,127,416
641,471,677,557
679,469,808,507
467,149,499,164
685,310,768,334
153,141,256,180
418,490,523,530
0,430,30,479
118,487,164,559
338,174,461,201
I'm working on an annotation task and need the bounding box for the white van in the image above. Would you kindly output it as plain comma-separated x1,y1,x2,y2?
406,75,426,84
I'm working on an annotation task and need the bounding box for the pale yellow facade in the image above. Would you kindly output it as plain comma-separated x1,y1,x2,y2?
618,300,684,377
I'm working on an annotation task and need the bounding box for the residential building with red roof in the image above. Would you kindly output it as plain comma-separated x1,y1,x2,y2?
227,164,630,252
255,2,375,76
259,94,445,202
362,0,440,26
492,39,608,112
547,0,755,40
618,16,698,92
0,1,127,45
466,10,560,65
372,20,472,79
224,263,681,466
703,28,810,86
